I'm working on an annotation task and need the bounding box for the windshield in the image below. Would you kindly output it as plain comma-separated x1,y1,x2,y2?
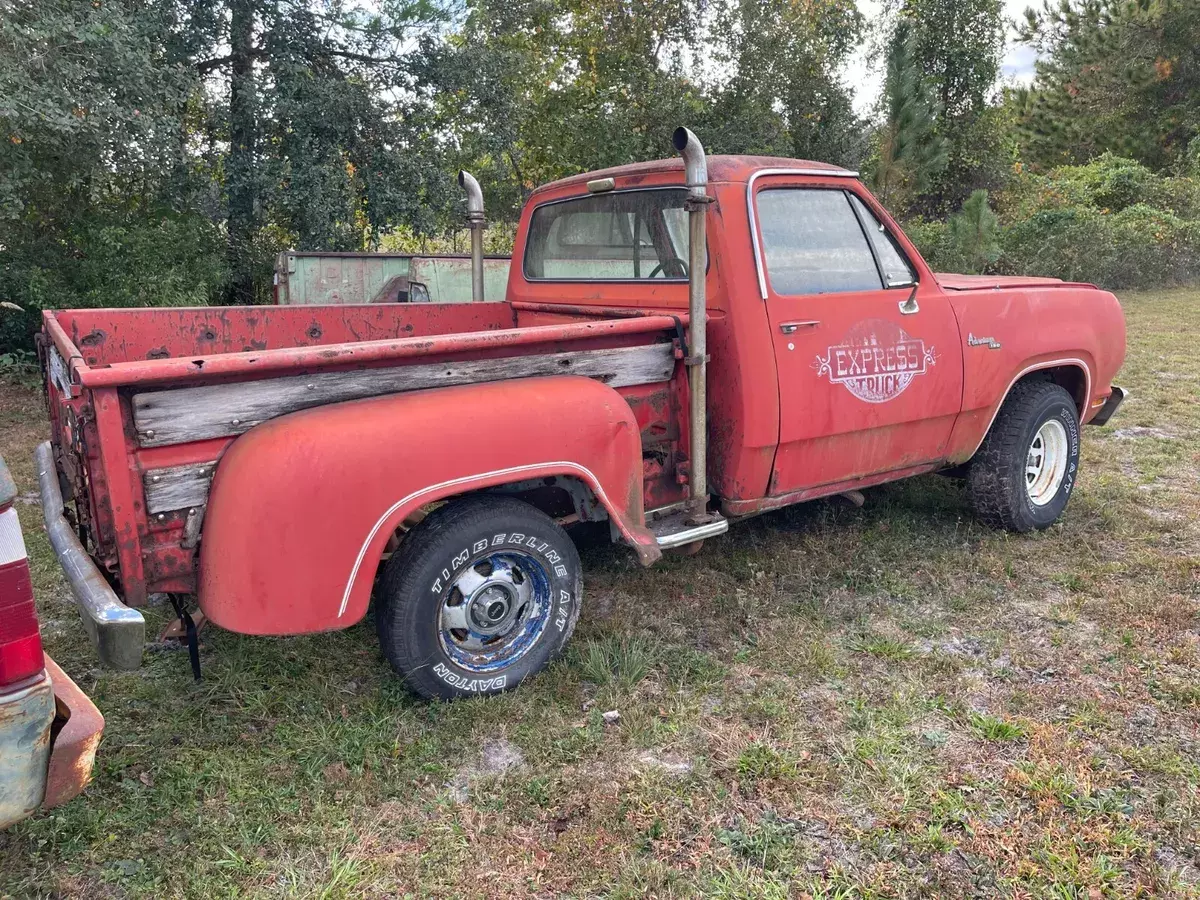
524,189,691,281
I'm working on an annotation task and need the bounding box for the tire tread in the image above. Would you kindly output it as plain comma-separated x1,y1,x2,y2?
967,380,1077,532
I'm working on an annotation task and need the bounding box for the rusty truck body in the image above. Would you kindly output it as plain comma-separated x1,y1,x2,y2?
36,128,1126,699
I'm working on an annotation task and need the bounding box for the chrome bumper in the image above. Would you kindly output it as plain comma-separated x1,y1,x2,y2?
35,442,144,670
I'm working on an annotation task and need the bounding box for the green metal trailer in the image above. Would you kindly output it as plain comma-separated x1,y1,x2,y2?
274,252,511,305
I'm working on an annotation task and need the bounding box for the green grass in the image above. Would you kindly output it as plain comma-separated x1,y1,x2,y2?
1,289,1199,897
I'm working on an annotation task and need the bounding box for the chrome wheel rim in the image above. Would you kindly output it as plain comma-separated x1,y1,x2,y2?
438,551,551,673
1026,419,1068,506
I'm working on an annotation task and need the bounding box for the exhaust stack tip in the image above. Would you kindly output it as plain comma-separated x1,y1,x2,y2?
672,126,707,195
458,170,484,219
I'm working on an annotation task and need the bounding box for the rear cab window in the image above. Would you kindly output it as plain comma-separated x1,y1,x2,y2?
757,187,916,295
524,189,692,281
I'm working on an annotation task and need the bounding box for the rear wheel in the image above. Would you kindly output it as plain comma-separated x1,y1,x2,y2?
375,496,582,700
967,380,1081,532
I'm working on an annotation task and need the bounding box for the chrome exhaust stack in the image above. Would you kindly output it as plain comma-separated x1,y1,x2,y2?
672,126,714,524
458,170,486,302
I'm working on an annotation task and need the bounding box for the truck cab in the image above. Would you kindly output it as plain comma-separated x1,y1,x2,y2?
509,151,1124,515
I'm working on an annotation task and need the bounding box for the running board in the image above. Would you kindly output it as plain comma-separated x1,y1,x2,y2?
650,510,729,549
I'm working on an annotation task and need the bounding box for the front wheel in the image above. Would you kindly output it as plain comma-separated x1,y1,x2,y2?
967,380,1081,532
375,496,582,700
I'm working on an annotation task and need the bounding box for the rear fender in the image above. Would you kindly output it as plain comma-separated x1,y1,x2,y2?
198,376,658,635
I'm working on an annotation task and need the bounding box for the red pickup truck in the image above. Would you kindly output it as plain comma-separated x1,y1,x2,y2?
36,129,1126,699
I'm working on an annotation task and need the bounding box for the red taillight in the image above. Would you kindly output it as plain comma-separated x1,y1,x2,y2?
0,506,44,687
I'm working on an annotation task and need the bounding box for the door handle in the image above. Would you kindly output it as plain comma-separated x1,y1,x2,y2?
780,320,820,334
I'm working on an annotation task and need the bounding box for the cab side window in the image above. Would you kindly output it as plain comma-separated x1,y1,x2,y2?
848,194,916,287
757,189,883,295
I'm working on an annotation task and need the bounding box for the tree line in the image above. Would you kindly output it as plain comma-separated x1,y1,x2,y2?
1,0,1197,352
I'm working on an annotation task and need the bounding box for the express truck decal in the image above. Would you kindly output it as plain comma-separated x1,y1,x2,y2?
814,319,937,403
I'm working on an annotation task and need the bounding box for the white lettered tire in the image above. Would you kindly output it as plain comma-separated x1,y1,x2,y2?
374,496,582,700
967,380,1081,531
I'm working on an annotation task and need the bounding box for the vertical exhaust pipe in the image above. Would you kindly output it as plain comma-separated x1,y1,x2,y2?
672,126,713,524
459,170,485,302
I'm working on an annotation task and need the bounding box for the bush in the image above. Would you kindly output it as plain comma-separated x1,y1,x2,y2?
906,154,1200,288
948,190,1002,274
1000,154,1157,219
997,204,1200,289
903,219,970,274
0,209,227,354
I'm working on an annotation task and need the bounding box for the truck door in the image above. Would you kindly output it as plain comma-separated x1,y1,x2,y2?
752,181,964,496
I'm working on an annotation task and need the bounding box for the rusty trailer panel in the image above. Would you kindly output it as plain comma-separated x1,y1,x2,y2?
275,252,511,305
0,658,104,828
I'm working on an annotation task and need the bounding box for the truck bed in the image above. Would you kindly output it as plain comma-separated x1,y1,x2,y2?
43,302,679,386
39,300,686,626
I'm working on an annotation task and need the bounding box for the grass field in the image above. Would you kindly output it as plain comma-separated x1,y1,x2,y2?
1,289,1198,899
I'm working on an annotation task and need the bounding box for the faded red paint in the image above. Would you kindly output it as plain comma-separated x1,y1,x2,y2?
39,153,1125,643
198,376,659,634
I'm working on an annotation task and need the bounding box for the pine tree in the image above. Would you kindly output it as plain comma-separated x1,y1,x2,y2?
870,21,949,213
949,189,1001,273
1014,0,1200,171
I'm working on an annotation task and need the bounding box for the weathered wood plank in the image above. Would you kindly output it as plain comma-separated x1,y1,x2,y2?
143,462,215,514
133,343,676,448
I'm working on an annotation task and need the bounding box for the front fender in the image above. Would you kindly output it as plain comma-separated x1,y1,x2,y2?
198,375,657,635
944,286,1125,463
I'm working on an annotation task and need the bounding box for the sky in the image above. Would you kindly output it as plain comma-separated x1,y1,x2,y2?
844,0,1041,116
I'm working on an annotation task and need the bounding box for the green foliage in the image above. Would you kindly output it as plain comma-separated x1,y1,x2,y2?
0,209,228,352
887,0,1009,213
947,189,1001,274
1,0,1195,354
734,743,800,782
574,634,658,689
0,0,215,351
426,0,865,225
0,348,39,387
907,154,1200,287
1000,154,1158,219
868,20,949,214
703,0,865,166
1014,0,1200,170
998,203,1200,289
902,218,967,274
717,812,799,871
965,711,1026,741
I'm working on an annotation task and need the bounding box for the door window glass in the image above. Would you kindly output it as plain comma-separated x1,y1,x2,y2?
849,194,917,287
757,189,883,295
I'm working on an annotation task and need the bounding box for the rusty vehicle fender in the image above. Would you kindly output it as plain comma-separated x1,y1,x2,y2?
198,375,659,636
0,658,105,829
0,673,54,828
942,282,1127,464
